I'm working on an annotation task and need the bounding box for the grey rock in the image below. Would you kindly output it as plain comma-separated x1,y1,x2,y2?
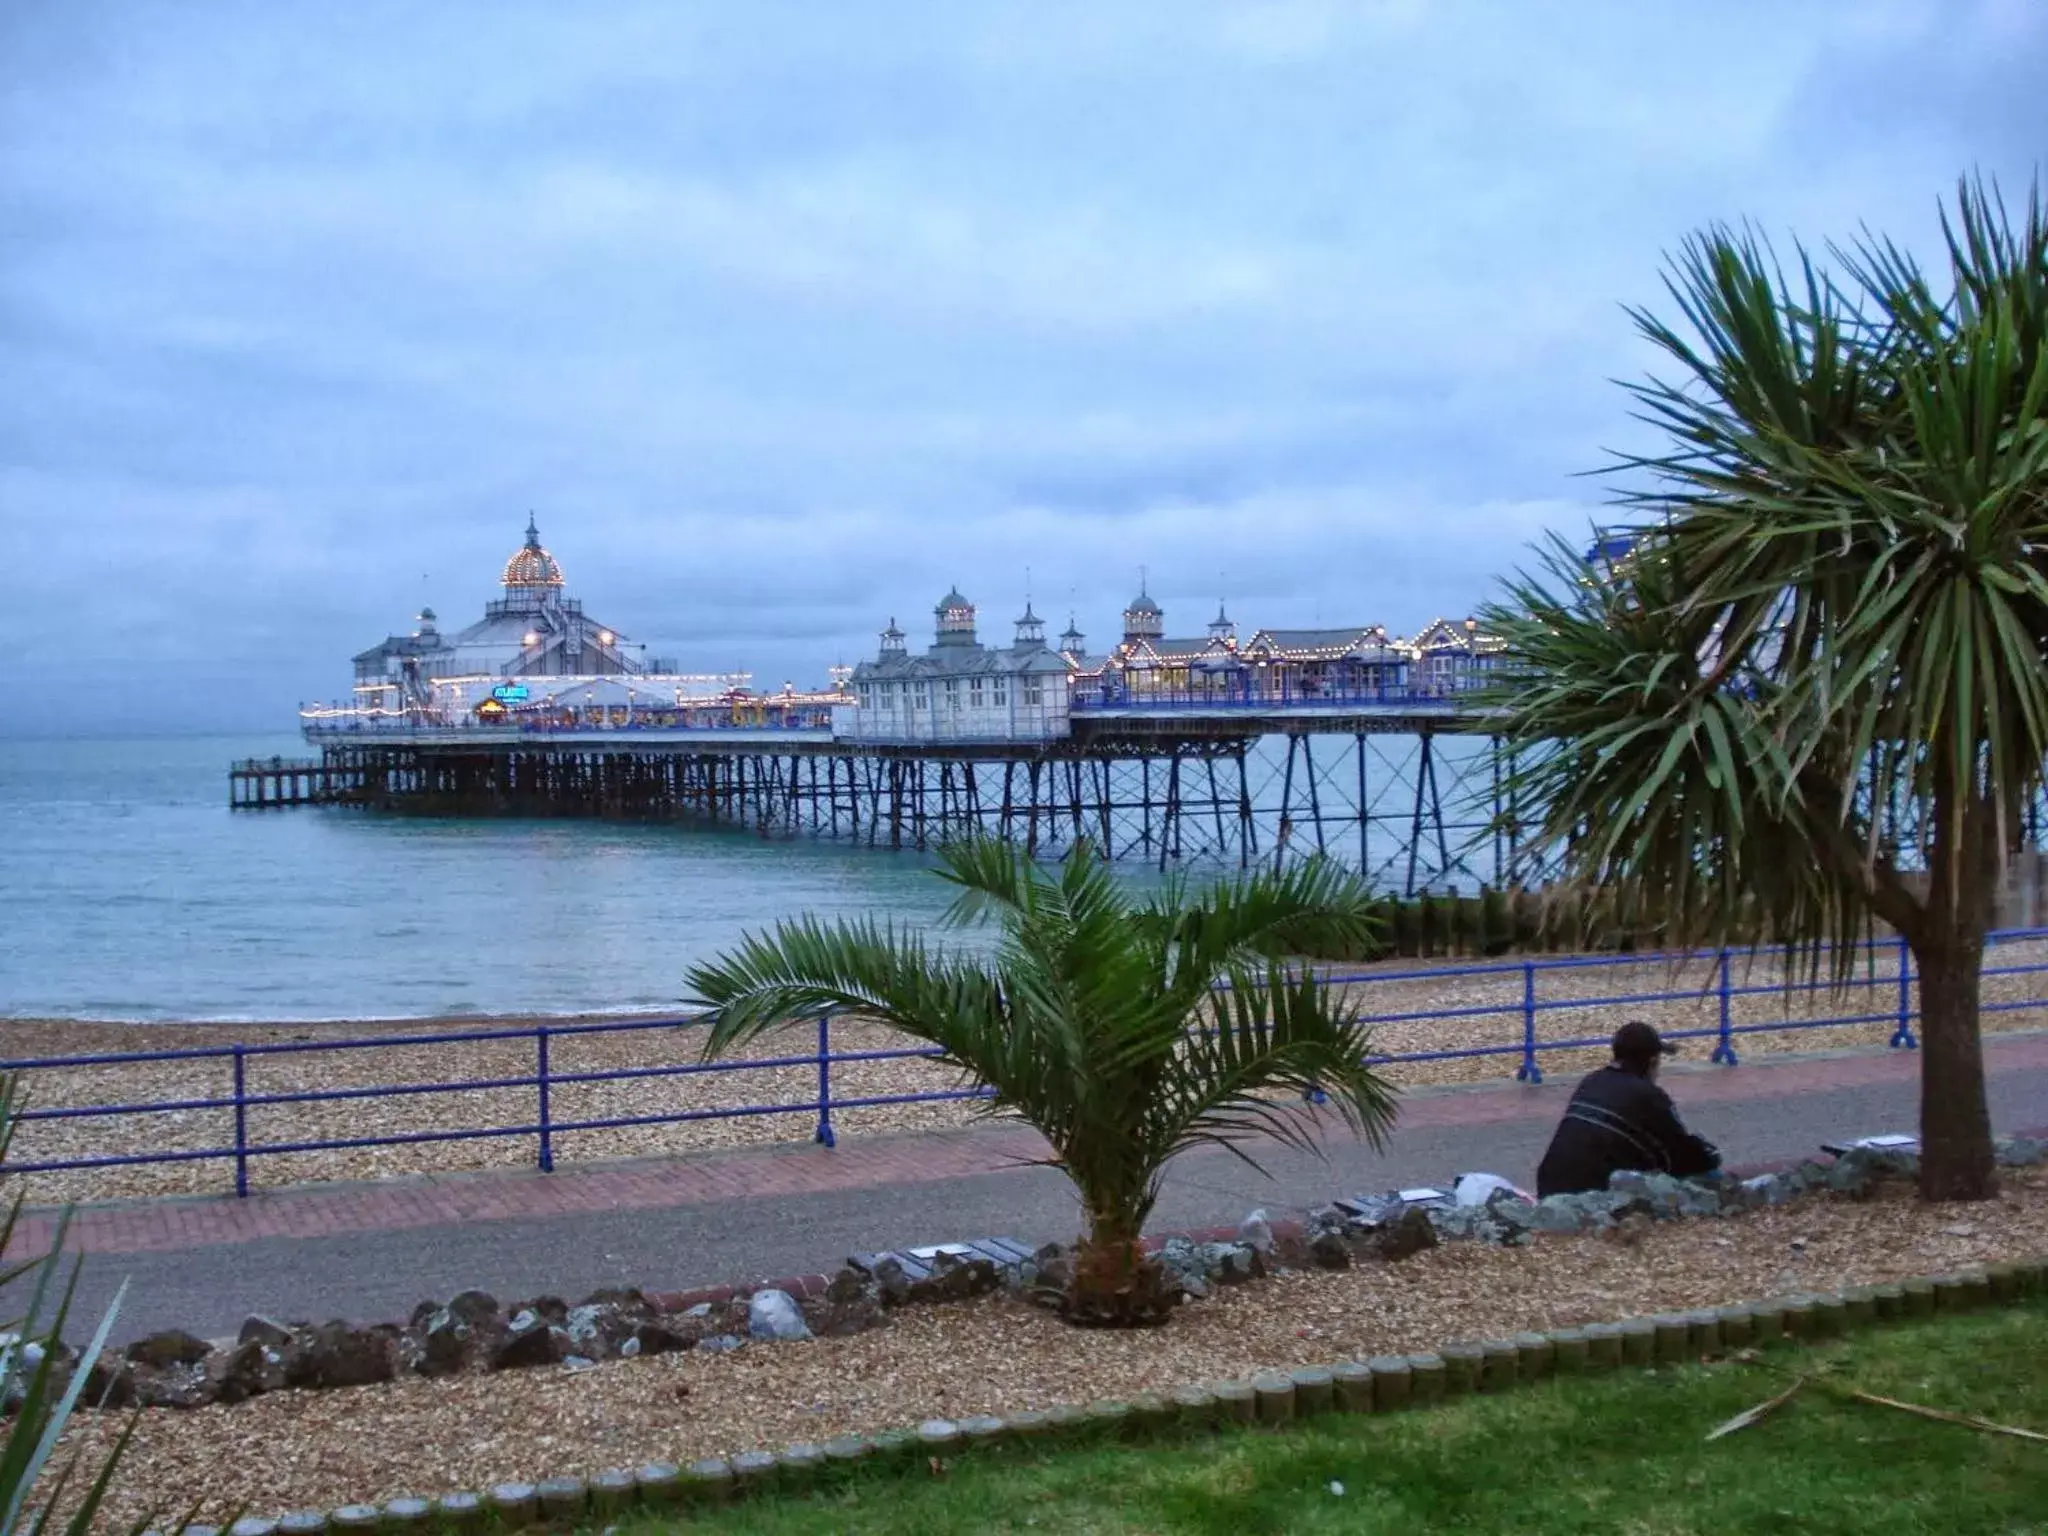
490,1320,562,1372
1237,1209,1276,1255
130,1360,217,1409
746,1289,812,1343
1531,1193,1611,1234
289,1323,396,1390
80,1358,135,1409
447,1290,500,1328
125,1330,211,1369
630,1320,699,1357
1338,1193,1406,1230
812,1288,886,1339
1306,1204,1348,1238
209,1339,284,1405
561,1355,599,1373
1485,1189,1538,1232
418,1311,474,1377
1995,1136,2043,1168
1026,1245,1072,1305
871,1256,913,1307
579,1287,647,1310
824,1267,872,1306
1673,1181,1726,1219
908,1251,1000,1303
697,1334,746,1355
682,1303,714,1320
1307,1232,1352,1270
619,1337,641,1358
236,1316,295,1352
1370,1206,1439,1261
1177,1271,1210,1300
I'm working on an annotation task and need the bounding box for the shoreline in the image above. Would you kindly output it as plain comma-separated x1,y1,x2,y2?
1,1006,700,1037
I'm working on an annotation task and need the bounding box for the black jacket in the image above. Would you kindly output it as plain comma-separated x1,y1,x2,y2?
1535,1065,1720,1198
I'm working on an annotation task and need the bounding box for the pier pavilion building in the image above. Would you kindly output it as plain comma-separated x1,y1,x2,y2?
842,590,1075,743
349,518,654,713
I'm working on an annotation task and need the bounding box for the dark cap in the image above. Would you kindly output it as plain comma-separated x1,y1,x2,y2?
1612,1020,1677,1064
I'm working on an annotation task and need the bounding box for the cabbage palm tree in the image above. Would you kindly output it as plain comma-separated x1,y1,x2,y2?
685,839,1397,1326
1483,178,2048,1202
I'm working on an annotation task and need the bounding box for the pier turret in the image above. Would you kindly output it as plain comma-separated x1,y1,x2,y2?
933,587,980,650
1014,602,1046,651
1122,582,1164,645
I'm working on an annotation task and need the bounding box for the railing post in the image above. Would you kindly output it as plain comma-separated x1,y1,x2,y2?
1514,960,1542,1083
1890,934,1918,1049
232,1044,250,1198
1710,950,1738,1065
814,1010,837,1147
536,1026,555,1172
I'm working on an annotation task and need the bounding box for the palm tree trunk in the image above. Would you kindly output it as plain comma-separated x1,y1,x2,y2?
1912,780,2000,1202
1913,931,1999,1200
1069,1206,1171,1328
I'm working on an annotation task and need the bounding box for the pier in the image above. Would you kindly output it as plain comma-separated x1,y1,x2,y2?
246,521,1540,891
228,757,369,809
288,693,1525,894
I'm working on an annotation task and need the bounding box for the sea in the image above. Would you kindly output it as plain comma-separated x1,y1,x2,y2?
0,735,960,1023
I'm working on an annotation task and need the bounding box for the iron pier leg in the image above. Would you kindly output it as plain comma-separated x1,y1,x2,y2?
1357,732,1369,875
1303,734,1326,856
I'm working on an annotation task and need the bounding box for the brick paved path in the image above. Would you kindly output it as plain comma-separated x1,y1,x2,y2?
12,1029,2047,1262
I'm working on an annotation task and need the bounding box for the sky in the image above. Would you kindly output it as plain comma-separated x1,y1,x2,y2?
3,1,2042,736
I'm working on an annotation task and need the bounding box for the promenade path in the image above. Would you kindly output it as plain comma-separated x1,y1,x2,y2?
9,1032,2046,1345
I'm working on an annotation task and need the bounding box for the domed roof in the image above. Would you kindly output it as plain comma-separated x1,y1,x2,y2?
503,515,565,588
937,586,973,611
1125,591,1162,616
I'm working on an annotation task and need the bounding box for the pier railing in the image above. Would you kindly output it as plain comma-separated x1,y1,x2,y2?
1067,680,1489,712
3,928,2044,1199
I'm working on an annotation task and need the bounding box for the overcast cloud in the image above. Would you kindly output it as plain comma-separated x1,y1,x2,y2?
3,0,2041,734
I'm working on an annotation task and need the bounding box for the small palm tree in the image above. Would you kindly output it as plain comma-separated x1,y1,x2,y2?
685,839,1398,1326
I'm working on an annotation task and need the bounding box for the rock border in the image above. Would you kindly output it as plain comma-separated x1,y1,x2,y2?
83,1133,2048,1415
174,1254,2048,1534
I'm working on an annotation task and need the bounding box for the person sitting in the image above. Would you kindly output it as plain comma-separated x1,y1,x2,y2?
1536,1020,1721,1197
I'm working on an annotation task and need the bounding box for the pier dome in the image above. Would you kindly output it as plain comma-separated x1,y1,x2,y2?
503,516,565,589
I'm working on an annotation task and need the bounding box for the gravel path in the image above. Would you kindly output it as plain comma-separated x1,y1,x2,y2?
46,1166,2048,1529
6,938,2044,1204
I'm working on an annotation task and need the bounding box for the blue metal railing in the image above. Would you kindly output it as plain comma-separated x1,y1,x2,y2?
1068,679,1492,712
2,928,2042,1196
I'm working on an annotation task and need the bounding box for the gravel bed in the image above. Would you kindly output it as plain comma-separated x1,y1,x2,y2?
5,938,2044,1204
46,1165,2048,1529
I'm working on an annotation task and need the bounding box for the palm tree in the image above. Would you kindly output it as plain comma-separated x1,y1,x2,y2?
1482,178,2048,1202
0,1075,150,1536
684,839,1398,1326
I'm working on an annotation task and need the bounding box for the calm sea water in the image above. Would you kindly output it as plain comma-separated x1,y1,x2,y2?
0,735,959,1022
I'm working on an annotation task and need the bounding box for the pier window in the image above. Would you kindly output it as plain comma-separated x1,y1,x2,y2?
1025,682,1044,707
945,680,961,711
969,678,984,708
993,685,1006,707
913,683,928,710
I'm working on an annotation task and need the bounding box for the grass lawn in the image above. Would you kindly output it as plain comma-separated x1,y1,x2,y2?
626,1299,2048,1535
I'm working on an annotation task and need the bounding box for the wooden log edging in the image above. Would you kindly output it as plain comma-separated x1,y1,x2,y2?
206,1255,2048,1534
